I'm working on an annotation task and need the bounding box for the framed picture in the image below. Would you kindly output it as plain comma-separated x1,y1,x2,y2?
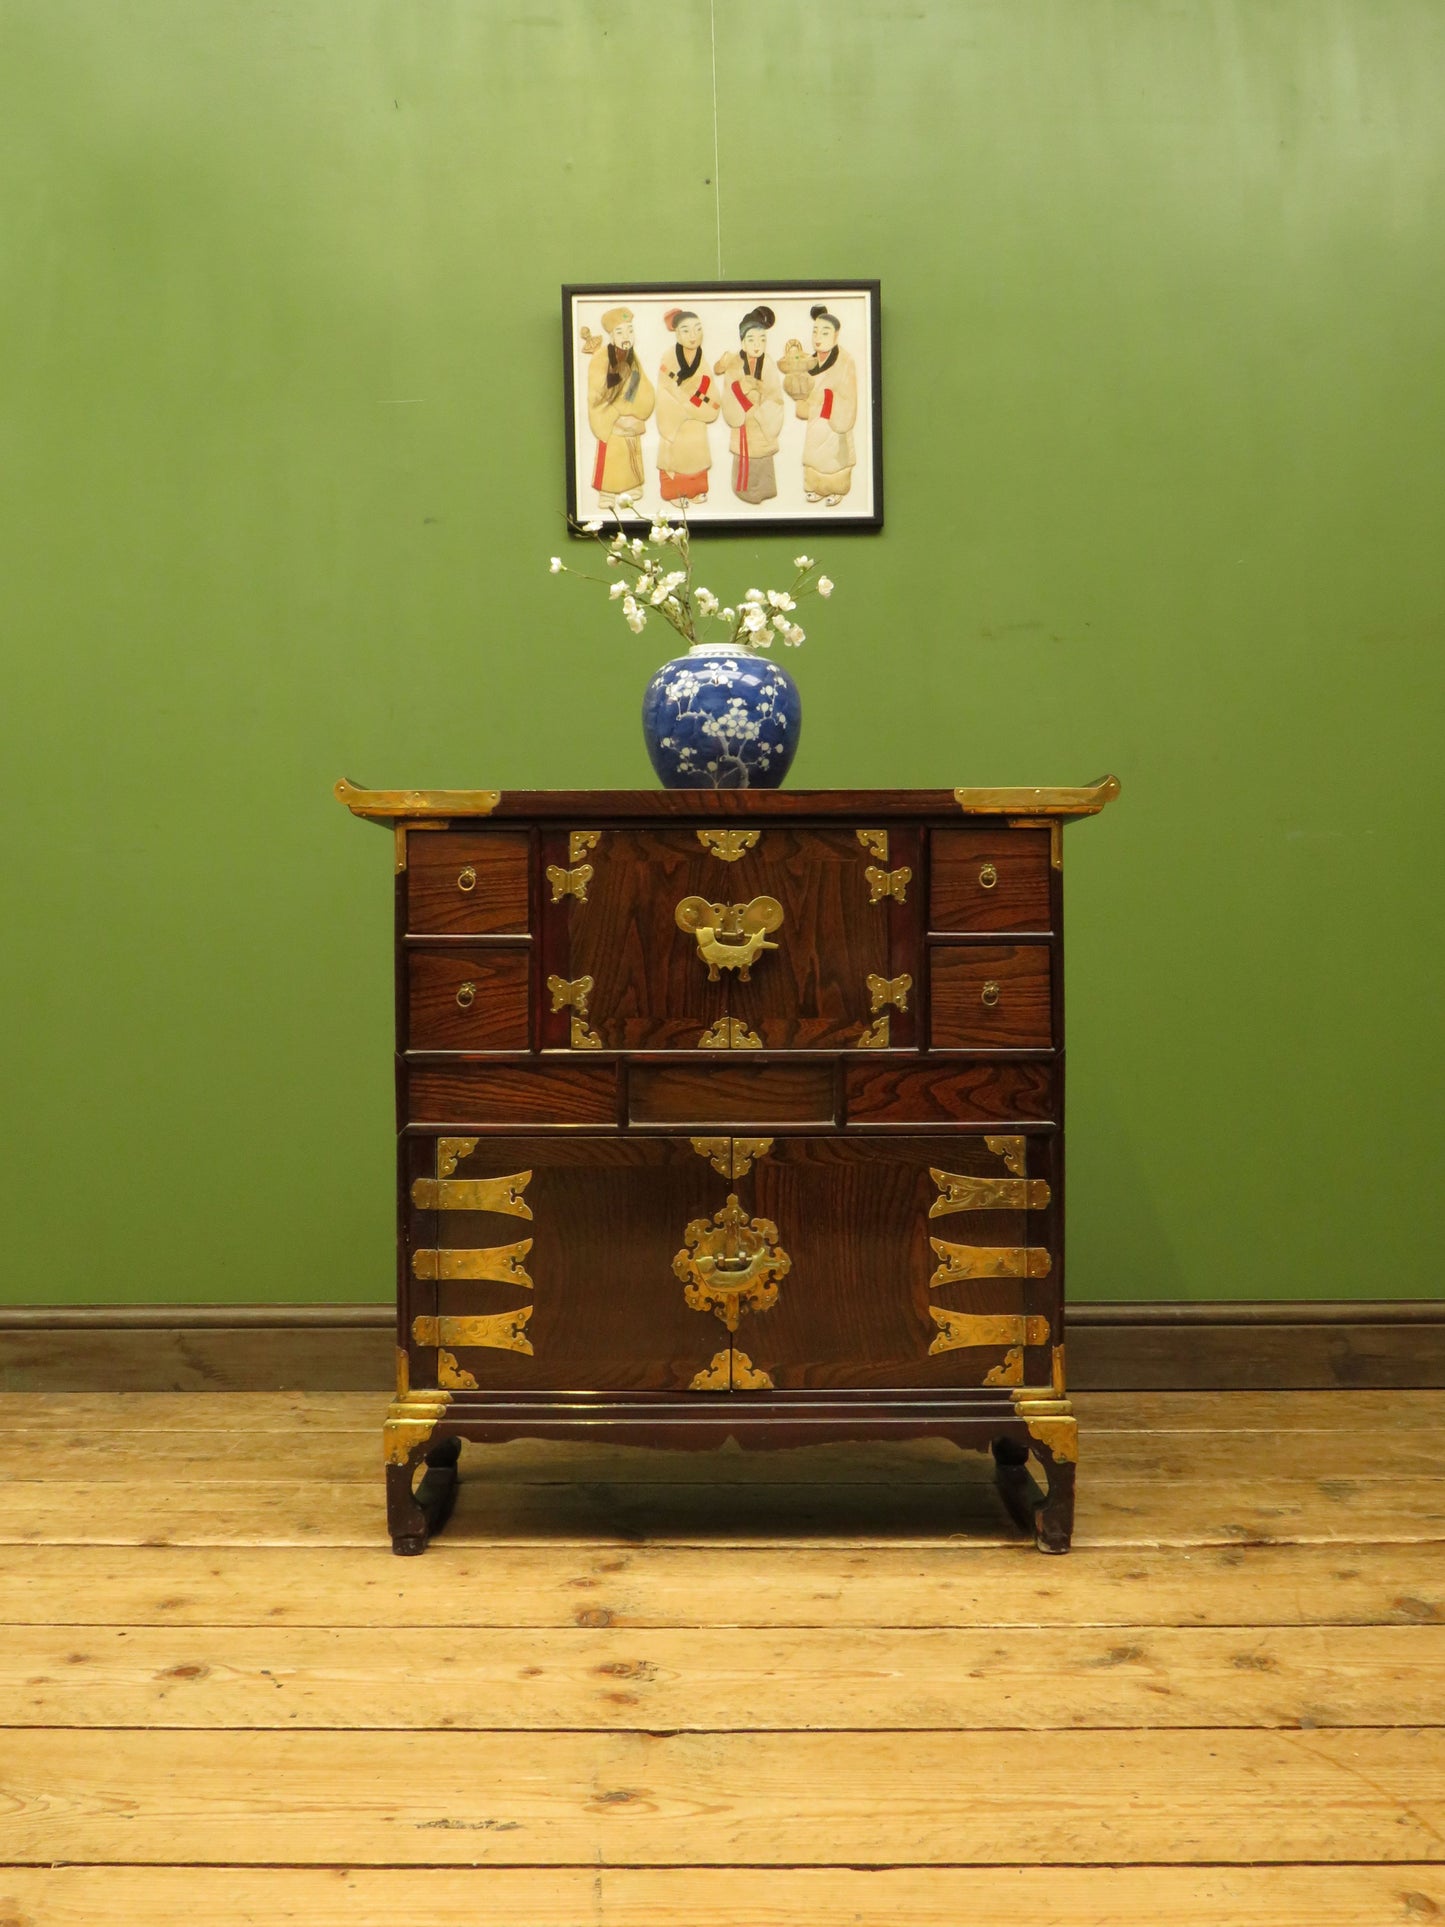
562,280,882,532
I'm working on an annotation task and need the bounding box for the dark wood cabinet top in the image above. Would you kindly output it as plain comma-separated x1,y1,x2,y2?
336,776,1121,824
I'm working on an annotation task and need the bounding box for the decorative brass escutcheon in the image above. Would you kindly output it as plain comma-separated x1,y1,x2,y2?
412,1241,534,1288
675,894,783,981
867,971,913,1015
928,1310,1050,1357
697,829,760,862
412,1170,532,1217
856,828,889,861
929,1168,1051,1215
865,864,912,904
569,830,602,864
698,1016,762,1049
928,1240,1051,1286
547,862,593,902
856,1014,891,1049
985,1135,1027,1176
690,1136,774,1179
457,865,477,892
689,1347,774,1391
674,1193,791,1332
412,1310,534,1357
547,973,594,1017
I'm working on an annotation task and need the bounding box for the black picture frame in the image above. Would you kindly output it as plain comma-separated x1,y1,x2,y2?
562,280,883,534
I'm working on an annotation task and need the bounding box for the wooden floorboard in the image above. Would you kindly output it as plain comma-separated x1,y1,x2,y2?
2,1864,1442,1926
1,1539,1440,1628
6,1622,1441,1729
2,1389,1442,1919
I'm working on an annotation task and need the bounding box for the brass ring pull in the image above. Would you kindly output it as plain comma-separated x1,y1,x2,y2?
981,980,1001,1007
978,863,998,890
675,895,784,982
455,981,477,1009
457,866,477,893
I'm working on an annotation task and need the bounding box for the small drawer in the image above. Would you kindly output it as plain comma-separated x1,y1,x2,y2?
408,948,530,1050
930,945,1053,1049
845,1059,1055,1124
407,1060,618,1125
406,831,530,935
629,1060,835,1126
931,829,1052,932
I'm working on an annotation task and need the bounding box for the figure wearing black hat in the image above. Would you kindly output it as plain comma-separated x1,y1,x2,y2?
797,304,857,505
718,305,784,506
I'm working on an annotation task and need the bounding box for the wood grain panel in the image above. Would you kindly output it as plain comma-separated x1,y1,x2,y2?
552,829,724,1049
736,1136,1050,1391
845,1062,1055,1124
4,1727,1440,1863
407,948,529,1050
405,1136,720,1393
405,830,530,935
931,827,1052,932
2,1865,1436,1927
727,827,889,1047
629,1061,835,1125
406,1062,617,1126
929,945,1053,1049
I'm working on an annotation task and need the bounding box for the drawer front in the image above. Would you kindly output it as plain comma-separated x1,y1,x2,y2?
404,1135,726,1392
407,949,530,1050
541,824,908,1052
406,831,530,935
721,1134,1058,1392
844,1059,1055,1125
407,1060,618,1125
931,828,1052,933
929,944,1053,1049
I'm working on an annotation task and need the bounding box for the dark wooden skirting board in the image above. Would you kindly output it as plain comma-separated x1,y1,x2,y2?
1,1303,1441,1393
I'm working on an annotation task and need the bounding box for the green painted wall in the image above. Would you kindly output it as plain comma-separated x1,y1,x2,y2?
3,1,1440,1307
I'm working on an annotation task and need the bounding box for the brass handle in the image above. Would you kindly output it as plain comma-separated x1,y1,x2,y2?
456,981,477,1009
978,863,998,890
457,866,477,893
981,980,1001,1007
675,895,784,982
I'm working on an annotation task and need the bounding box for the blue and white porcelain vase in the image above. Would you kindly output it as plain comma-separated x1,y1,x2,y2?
641,641,802,790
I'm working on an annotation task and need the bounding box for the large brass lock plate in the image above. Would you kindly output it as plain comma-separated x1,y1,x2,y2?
675,894,784,981
673,1192,791,1331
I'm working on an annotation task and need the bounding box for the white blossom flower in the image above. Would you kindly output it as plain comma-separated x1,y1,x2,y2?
617,493,639,510
743,588,764,603
611,532,628,550
548,557,563,574
609,581,626,600
663,571,686,591
695,587,719,615
583,518,603,533
772,613,790,632
605,553,620,566
626,611,647,633
817,575,834,598
767,590,795,612
785,623,805,646
721,608,736,625
631,539,646,557
741,605,769,635
793,554,814,570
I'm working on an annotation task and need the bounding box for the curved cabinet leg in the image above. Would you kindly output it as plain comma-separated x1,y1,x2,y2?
991,1428,1077,1554
1032,1447,1076,1554
387,1435,462,1557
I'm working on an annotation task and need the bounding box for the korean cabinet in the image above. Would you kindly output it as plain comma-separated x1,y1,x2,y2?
336,779,1119,1554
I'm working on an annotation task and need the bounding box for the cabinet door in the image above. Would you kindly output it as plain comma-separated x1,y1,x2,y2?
403,1134,725,1391
719,1134,1058,1391
542,829,725,1049
724,827,902,1048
